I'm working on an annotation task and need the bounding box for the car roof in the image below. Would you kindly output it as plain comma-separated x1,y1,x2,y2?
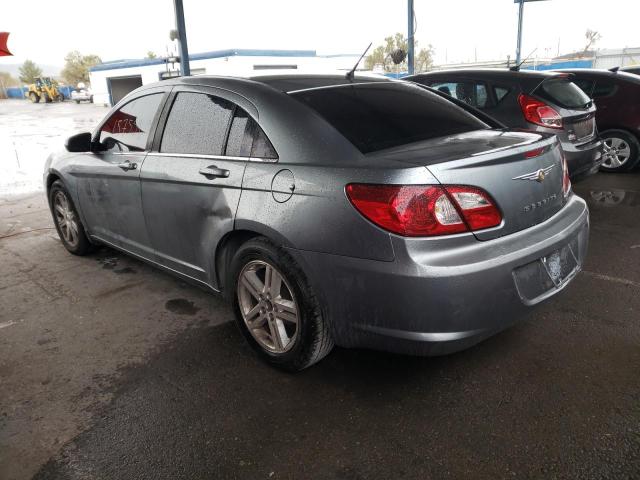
554,68,640,84
156,72,391,94
248,73,391,92
406,68,562,81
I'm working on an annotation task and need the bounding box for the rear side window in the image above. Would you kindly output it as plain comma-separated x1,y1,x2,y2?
99,93,163,152
534,79,591,109
494,86,510,103
225,109,254,157
291,84,488,154
430,81,490,108
225,109,278,159
573,79,594,97
161,92,234,155
592,81,617,98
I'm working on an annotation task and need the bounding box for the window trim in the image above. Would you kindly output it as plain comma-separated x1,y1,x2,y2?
145,151,278,163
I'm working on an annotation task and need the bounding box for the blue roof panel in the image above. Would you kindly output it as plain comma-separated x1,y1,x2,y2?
90,49,317,72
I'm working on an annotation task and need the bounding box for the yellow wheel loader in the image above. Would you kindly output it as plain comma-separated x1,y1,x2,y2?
25,77,64,103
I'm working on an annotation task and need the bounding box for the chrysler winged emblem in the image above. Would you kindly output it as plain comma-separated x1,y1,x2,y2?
512,164,555,183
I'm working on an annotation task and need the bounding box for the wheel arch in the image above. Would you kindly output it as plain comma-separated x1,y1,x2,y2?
213,223,297,296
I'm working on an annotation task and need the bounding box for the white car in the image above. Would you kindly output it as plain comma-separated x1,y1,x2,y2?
71,88,93,103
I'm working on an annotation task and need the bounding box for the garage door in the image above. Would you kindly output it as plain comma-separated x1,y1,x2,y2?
108,76,143,105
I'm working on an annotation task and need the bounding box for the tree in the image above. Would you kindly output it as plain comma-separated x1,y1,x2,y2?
583,29,602,52
18,60,43,84
146,51,158,59
0,71,19,87
60,51,102,86
364,33,434,73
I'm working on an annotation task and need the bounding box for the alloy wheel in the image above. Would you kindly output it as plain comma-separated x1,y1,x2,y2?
602,137,632,169
237,260,299,354
53,191,79,247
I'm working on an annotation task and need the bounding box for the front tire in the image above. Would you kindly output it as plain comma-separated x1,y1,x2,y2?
600,130,640,172
230,238,333,371
49,180,93,255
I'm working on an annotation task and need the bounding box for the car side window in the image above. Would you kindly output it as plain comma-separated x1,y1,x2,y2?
225,108,278,159
592,81,617,98
573,79,594,97
251,125,278,159
494,86,510,104
430,81,490,108
160,92,234,155
98,93,163,152
225,109,254,157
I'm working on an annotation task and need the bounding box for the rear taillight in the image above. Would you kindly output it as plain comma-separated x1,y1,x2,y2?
345,184,502,237
518,94,563,129
561,152,571,197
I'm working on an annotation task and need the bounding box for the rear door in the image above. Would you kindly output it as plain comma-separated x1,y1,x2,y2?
139,86,253,284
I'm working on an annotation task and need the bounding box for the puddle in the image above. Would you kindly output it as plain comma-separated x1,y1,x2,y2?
588,189,639,207
165,299,200,316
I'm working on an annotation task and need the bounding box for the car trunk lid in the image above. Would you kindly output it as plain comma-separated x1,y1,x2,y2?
368,129,567,241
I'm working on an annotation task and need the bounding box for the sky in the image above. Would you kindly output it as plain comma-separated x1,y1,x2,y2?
1,0,639,70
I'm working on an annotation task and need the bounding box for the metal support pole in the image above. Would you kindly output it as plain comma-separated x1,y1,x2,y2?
515,0,524,65
407,0,415,75
173,0,191,76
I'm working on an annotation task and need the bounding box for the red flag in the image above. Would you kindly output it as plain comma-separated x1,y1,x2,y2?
0,32,13,57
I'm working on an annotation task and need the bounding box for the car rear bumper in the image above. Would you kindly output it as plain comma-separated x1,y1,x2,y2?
287,194,589,356
561,136,603,181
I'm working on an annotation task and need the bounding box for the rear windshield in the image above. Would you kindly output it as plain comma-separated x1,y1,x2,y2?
534,79,591,109
291,83,488,154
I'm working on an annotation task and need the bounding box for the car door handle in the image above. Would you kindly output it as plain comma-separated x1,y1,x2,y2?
199,165,230,178
117,161,137,171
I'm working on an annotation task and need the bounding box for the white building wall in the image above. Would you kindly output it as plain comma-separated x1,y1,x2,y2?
90,53,361,106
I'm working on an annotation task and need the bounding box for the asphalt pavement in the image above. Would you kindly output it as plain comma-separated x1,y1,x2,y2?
0,101,638,479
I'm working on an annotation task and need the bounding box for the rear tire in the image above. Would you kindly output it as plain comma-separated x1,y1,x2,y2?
230,237,333,371
600,130,640,172
42,92,51,103
29,92,39,103
49,180,93,255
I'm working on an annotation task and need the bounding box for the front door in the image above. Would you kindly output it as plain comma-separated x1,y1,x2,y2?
77,91,166,258
140,88,254,285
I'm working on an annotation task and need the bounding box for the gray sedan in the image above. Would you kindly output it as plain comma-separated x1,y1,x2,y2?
44,75,589,370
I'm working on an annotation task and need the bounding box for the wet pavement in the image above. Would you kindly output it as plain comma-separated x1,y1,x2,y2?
0,100,106,196
0,103,639,478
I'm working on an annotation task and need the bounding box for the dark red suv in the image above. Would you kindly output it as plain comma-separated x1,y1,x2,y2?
558,69,640,172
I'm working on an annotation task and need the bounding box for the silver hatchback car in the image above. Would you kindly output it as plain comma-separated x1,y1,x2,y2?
45,75,589,370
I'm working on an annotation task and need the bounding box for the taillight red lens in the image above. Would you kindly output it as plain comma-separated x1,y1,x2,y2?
345,184,502,237
518,93,563,129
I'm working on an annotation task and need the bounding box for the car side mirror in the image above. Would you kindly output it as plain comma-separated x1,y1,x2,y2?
65,132,92,152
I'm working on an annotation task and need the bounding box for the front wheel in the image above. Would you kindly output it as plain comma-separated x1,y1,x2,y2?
600,130,640,172
49,181,93,255
230,238,333,371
